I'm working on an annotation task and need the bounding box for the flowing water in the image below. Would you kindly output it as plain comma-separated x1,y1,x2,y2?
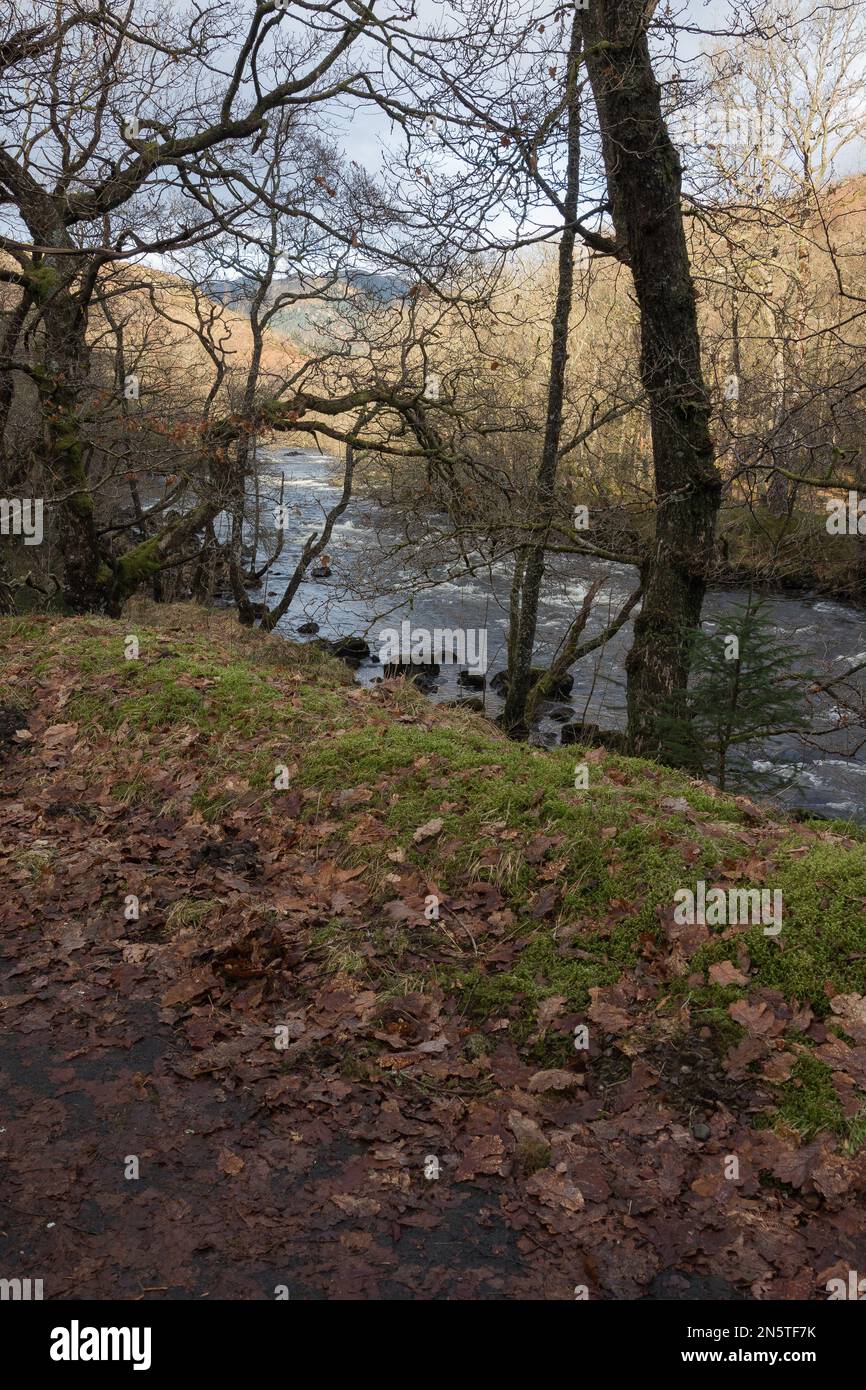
229,446,866,823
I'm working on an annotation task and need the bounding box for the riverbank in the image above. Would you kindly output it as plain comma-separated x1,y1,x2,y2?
708,503,866,607
2,604,865,1298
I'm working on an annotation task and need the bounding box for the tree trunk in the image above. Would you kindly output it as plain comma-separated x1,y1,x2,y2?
39,357,105,611
501,9,583,738
31,251,108,611
582,1,721,758
228,325,265,625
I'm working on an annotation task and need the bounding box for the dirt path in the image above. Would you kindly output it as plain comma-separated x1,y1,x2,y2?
3,814,861,1301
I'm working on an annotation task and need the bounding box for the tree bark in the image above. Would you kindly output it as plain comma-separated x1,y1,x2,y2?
582,0,722,757
501,8,584,738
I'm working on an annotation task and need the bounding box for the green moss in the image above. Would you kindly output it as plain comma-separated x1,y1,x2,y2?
113,538,161,592
752,1051,865,1153
26,264,59,299
682,839,866,1016
298,714,865,1058
453,921,636,1043
65,636,284,737
5,607,866,1148
300,725,743,924
515,1137,552,1175
688,1005,745,1052
771,1053,846,1142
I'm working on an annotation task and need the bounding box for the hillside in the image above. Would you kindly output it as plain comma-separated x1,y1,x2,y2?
0,254,306,408
1,606,865,1299
90,262,306,399
204,269,408,348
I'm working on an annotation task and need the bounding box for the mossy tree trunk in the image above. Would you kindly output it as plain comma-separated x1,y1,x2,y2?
39,361,105,611
26,247,108,612
582,0,722,758
24,256,223,615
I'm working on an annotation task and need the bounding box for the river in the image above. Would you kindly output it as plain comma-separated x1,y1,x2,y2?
230,446,866,824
